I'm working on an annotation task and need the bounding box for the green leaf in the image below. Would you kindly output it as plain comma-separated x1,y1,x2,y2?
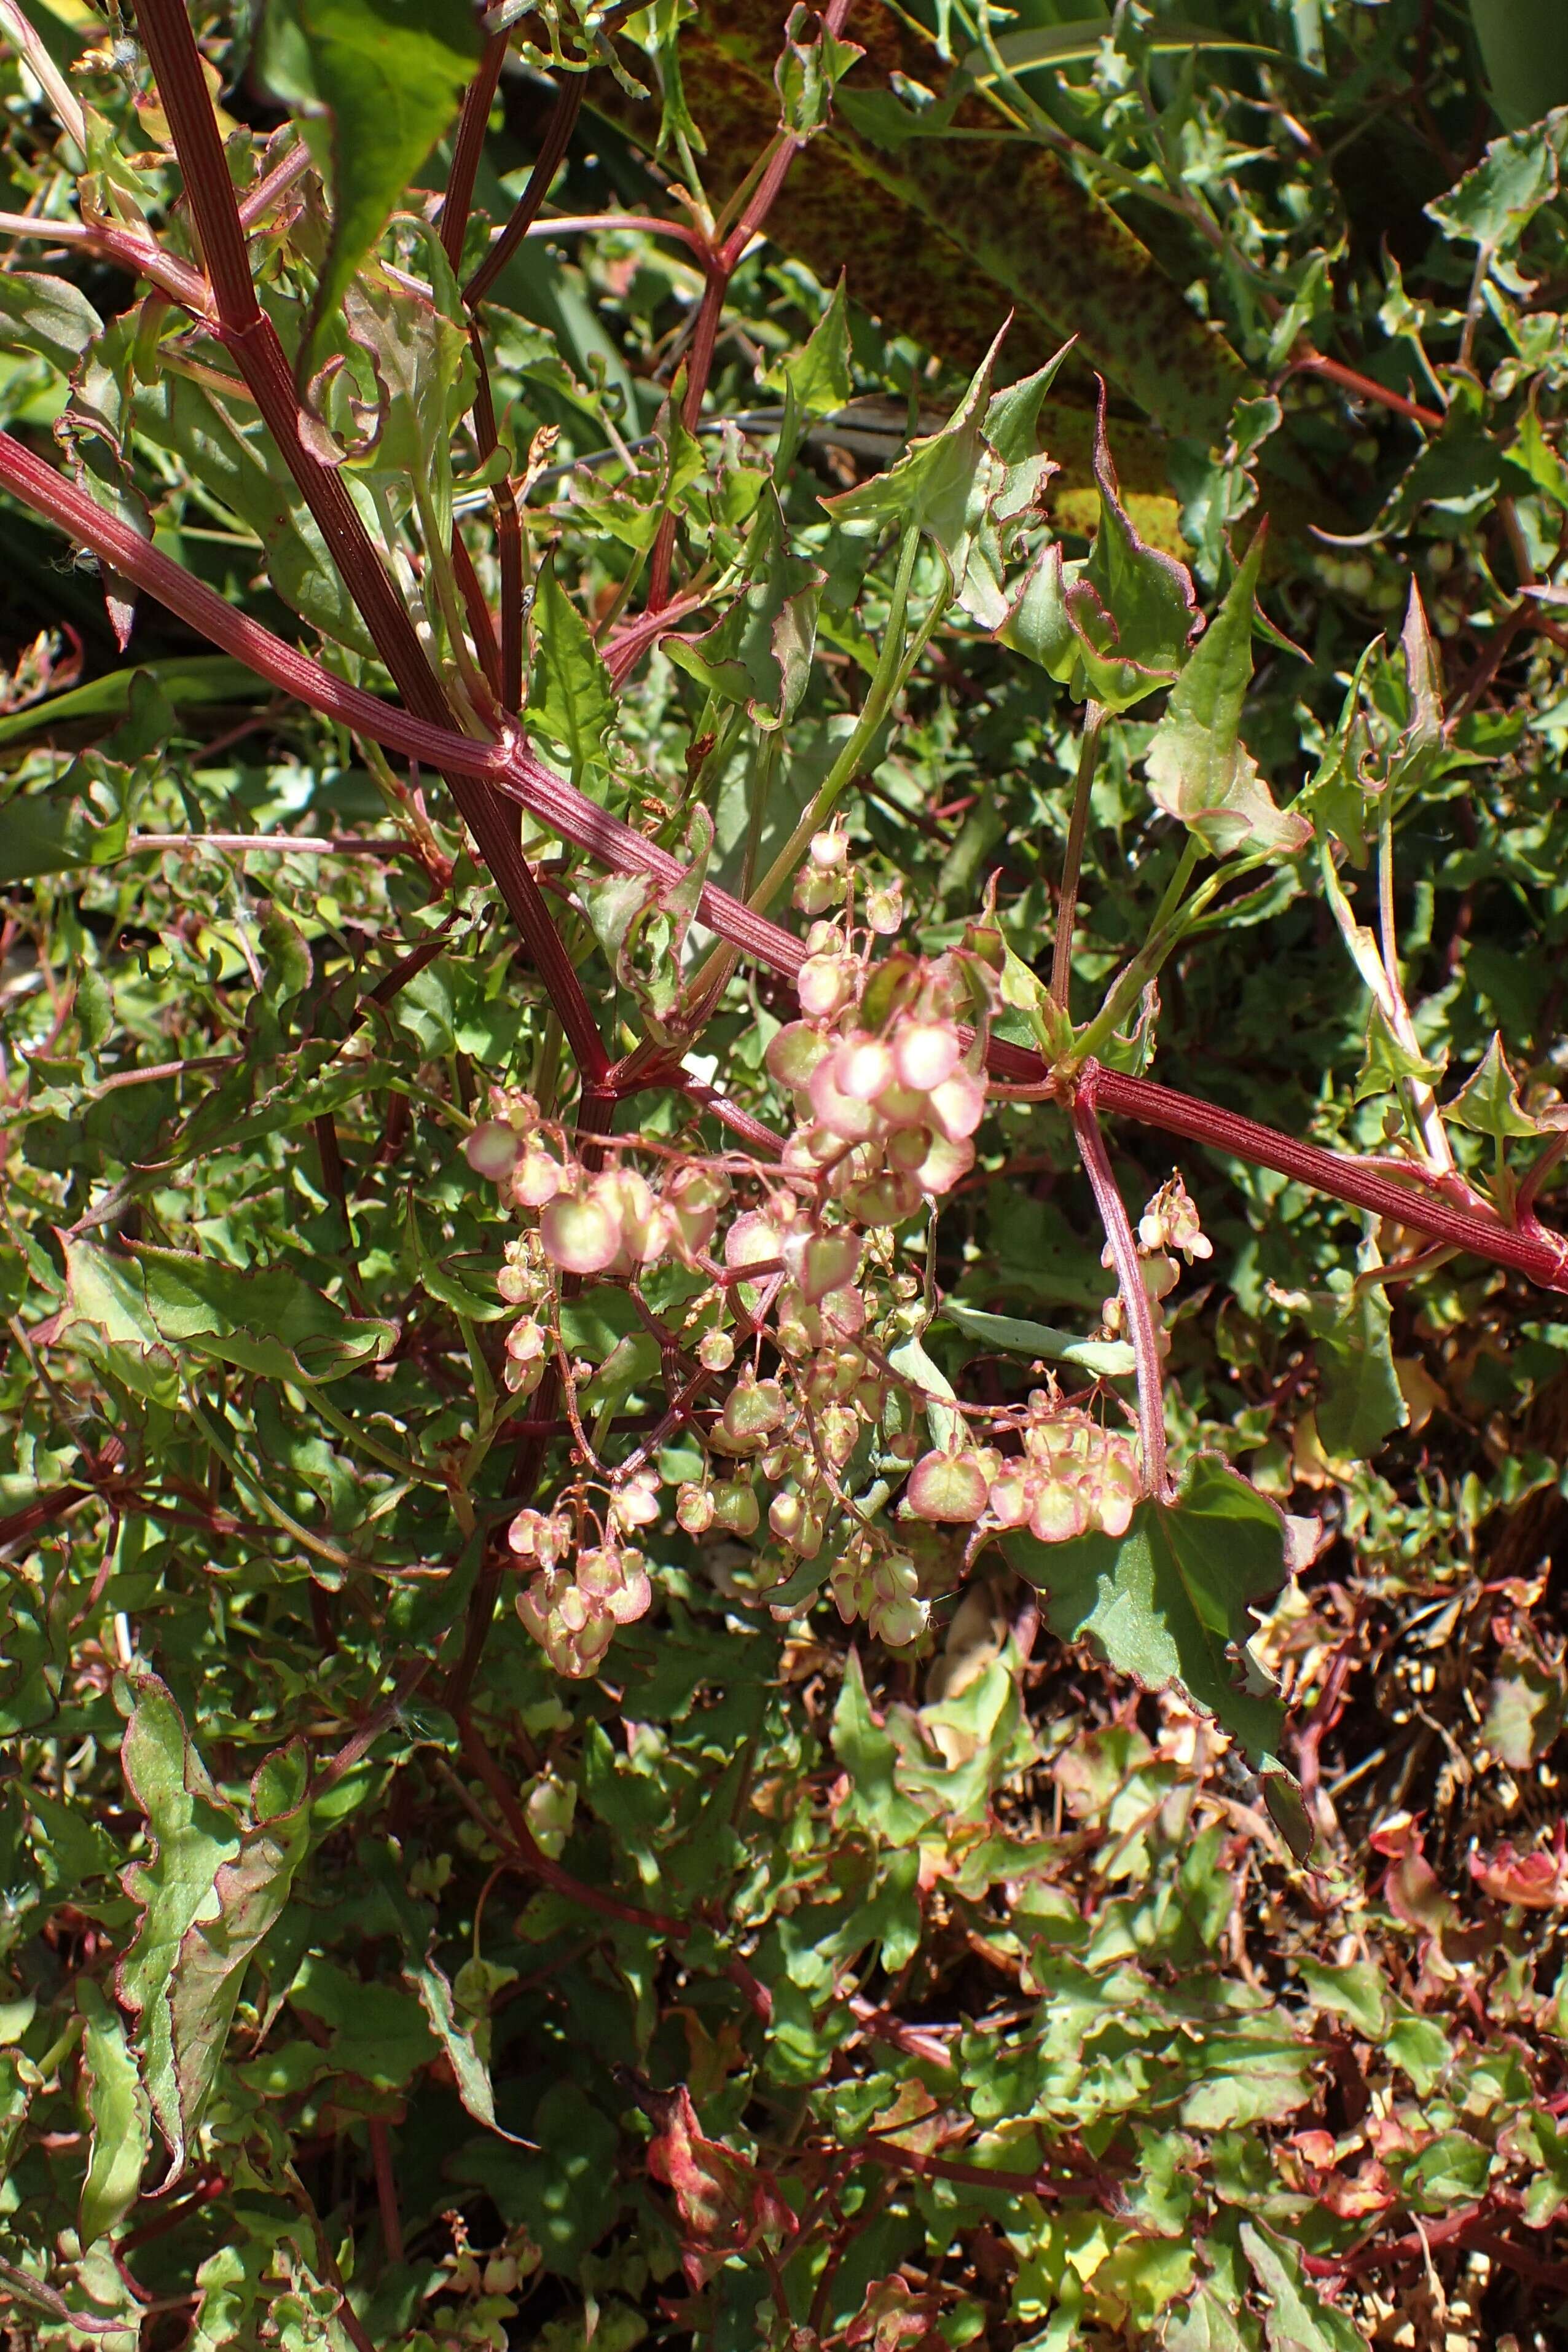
63,1237,396,1389
1470,6,1568,128
1313,1282,1408,1463
831,1650,935,1845
820,324,1070,629
255,0,485,377
0,657,264,750
0,271,102,373
527,555,618,782
1001,386,1199,711
1163,2279,1261,2352
1144,533,1309,857
769,274,853,420
823,320,1006,552
116,1676,243,2171
1445,1030,1541,1140
361,1842,528,2141
1003,1454,1290,1763
663,488,821,725
1239,2221,1366,2352
1484,1649,1567,1768
1425,106,1567,249
774,3,865,139
77,1978,150,2248
887,1328,963,1449
939,1301,1135,1377
288,1954,437,2088
1353,1000,1448,1103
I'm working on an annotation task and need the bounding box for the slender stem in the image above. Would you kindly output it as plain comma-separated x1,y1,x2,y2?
236,136,311,230
440,28,509,272
520,210,710,257
0,206,210,308
1377,799,1398,998
1072,1068,1170,1501
119,833,420,857
464,72,586,308
1070,838,1208,1065
641,0,856,614
0,0,87,147
743,523,933,916
131,0,612,1083
1288,352,1444,431
367,2120,404,2266
1050,702,1103,1010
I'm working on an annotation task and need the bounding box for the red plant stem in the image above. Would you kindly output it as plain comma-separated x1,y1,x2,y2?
130,0,611,1085
441,28,510,273
645,2,857,613
1066,1057,1568,1294
5,429,1567,1296
367,2120,404,2265
236,136,312,232
464,71,586,309
455,56,584,708
1290,351,1445,433
0,206,211,310
466,331,525,711
449,525,504,699
441,28,522,705
1072,1068,1170,1499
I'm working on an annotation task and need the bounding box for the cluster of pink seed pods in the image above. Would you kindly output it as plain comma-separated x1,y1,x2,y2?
462,861,1209,1680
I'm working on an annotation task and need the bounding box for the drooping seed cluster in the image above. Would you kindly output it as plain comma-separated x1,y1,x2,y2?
461,851,1208,1677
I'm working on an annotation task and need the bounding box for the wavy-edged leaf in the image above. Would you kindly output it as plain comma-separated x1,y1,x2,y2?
1003,1455,1292,1770
77,1979,149,2248
1145,531,1309,855
64,1237,395,1389
1002,383,1199,710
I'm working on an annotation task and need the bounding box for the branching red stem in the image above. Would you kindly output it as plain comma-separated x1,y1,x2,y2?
130,0,611,1082
1072,1068,1170,1499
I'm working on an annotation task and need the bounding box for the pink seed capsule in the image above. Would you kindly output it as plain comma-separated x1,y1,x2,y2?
512,1145,565,1209
915,1131,974,1196
809,1056,882,1145
465,1121,522,1181
927,1067,987,1142
798,952,857,1020
893,1021,962,1094
766,1020,831,1089
788,1227,861,1303
834,1034,895,1102
724,1210,783,1270
540,1190,622,1274
906,1450,990,1523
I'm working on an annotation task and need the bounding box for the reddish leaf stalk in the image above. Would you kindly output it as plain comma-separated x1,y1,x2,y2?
463,71,587,309
645,1,857,612
1072,1067,1170,1500
1290,351,1445,433
367,2120,404,2265
440,29,511,273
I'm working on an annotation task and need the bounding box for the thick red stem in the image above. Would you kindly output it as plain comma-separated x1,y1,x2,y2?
441,29,510,273
130,0,611,1083
4,427,1566,1296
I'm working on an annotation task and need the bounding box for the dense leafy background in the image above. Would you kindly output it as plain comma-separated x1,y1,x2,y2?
4,2,1568,2347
